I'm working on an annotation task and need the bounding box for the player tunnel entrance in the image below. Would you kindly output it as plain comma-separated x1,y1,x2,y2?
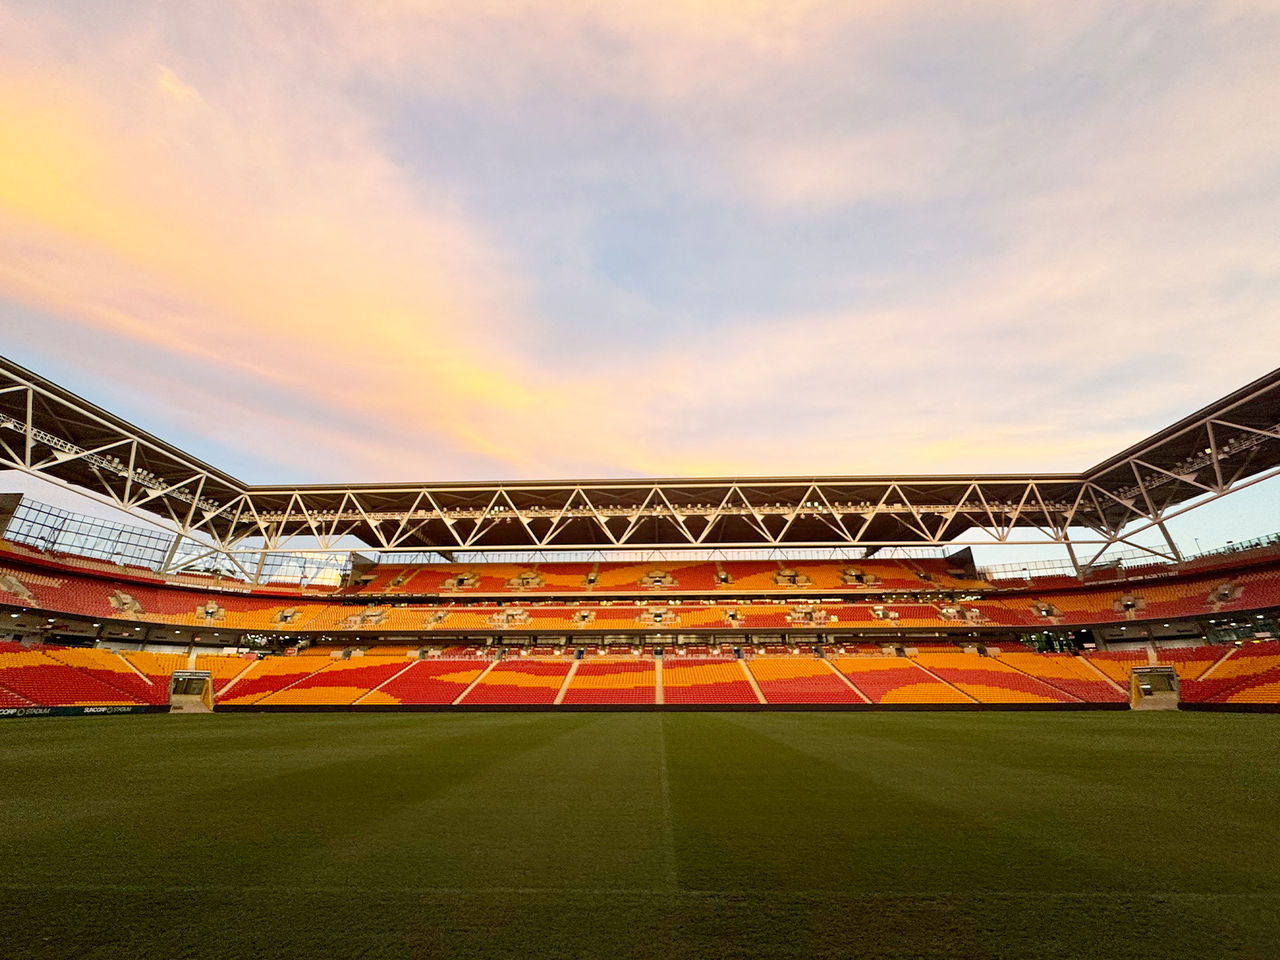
169,670,214,713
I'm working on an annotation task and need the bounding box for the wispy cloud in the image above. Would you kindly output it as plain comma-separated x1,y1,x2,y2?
0,0,1278,483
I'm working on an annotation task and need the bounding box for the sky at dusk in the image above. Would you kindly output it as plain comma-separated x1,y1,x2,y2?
2,0,1279,505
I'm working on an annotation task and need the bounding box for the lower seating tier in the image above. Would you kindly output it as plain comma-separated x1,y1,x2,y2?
747,658,864,703
0,650,145,706
1221,667,1280,704
832,658,973,704
458,659,572,705
661,659,758,704
912,653,1076,704
361,660,489,705
43,647,167,704
217,659,327,705
3,643,1279,710
256,657,413,706
562,660,656,705
996,653,1127,703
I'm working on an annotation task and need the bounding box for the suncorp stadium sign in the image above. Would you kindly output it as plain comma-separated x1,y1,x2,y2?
0,705,169,719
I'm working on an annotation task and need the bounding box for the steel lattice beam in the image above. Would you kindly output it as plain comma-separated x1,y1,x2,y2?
1,355,1278,580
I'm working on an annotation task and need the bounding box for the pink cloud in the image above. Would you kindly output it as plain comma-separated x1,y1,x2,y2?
0,0,1277,484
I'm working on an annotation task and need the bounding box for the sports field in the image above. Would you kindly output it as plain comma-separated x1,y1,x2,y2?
1,713,1278,959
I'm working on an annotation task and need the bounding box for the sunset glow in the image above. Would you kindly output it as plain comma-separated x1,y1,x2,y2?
2,1,1278,483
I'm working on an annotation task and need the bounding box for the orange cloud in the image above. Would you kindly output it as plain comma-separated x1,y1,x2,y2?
1,1,1278,485
0,19,653,478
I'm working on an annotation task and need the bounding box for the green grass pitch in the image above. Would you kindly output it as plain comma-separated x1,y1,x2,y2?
1,712,1278,959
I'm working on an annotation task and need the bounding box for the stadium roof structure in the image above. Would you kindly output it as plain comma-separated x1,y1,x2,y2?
1,353,1279,579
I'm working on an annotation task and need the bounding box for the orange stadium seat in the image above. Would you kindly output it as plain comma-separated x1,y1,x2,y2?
996,652,1127,703
195,655,255,694
43,647,167,704
123,650,190,681
0,648,144,706
216,657,327,705
562,660,656,704
1083,650,1147,685
458,658,571,704
716,561,782,592
530,563,597,592
746,657,863,703
361,659,488,705
1155,645,1231,679
832,657,971,704
1182,641,1280,703
256,656,414,706
910,652,1075,703
1220,667,1280,704
661,658,758,704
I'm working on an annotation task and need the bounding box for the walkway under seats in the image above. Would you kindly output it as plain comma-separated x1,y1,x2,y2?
832,657,971,703
561,660,656,704
747,657,863,703
996,652,1127,703
458,658,572,704
256,656,413,706
360,659,488,705
661,658,758,704
911,652,1076,703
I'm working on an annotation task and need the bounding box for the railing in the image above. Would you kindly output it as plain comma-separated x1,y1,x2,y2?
979,532,1280,583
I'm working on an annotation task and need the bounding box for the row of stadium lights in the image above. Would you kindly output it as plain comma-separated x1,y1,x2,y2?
240,427,1279,525
9,412,1273,527
1113,430,1278,499
248,501,1078,523
0,414,224,513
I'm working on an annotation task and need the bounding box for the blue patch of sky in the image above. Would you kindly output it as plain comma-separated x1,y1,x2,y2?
366,78,1012,360
356,6,1249,371
2,313,276,480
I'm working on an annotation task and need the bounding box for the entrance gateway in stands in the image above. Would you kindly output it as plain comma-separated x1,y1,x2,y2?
168,670,213,713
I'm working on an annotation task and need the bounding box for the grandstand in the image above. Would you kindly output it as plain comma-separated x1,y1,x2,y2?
5,533,1280,712
0,357,1277,715
7,3,1280,953
3,528,1280,713
0,351,1277,960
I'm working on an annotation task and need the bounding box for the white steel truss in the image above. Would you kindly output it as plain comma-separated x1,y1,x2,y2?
1,355,1278,582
